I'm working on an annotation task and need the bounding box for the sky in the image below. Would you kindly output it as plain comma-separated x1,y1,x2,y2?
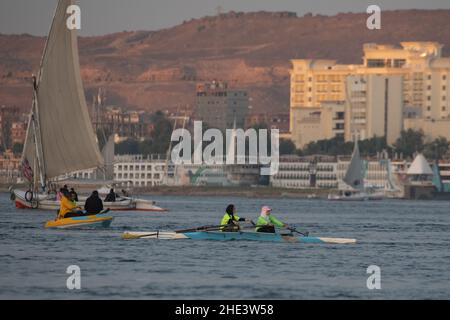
0,0,449,36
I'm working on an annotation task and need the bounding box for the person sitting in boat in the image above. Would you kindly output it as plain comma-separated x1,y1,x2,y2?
255,206,286,234
62,185,69,194
122,189,130,198
85,191,104,215
69,188,79,202
58,190,84,220
104,189,117,202
220,204,250,232
56,188,64,201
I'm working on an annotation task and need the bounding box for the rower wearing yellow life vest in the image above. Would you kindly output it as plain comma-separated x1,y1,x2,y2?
58,190,84,220
220,204,251,232
255,206,287,233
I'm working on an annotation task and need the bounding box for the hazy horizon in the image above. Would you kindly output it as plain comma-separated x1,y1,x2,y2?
0,0,450,36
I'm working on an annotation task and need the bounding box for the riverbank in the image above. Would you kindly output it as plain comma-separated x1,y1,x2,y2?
1,183,332,199
132,186,333,199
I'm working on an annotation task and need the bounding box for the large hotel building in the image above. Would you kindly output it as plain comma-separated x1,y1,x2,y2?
290,42,450,148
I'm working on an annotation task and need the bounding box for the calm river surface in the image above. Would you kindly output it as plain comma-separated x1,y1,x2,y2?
0,193,449,299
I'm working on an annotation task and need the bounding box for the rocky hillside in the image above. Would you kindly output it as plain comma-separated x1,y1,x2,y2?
1,10,450,115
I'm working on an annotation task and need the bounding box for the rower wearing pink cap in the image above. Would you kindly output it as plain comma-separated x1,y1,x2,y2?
255,206,287,233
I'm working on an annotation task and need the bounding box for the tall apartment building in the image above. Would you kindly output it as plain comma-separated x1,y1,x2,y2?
345,75,403,144
291,102,346,147
290,42,450,148
195,81,249,131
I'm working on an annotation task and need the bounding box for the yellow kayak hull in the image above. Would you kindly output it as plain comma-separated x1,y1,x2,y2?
45,215,114,229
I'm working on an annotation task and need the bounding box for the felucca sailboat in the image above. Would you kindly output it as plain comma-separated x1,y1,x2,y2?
11,0,166,212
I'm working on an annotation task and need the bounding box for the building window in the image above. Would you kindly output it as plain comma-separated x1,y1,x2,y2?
444,75,447,80
443,107,446,111
393,59,406,68
427,96,431,101
367,59,385,68
427,106,431,111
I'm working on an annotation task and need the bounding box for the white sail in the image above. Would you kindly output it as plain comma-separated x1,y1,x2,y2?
343,140,365,190
22,0,103,182
99,134,115,180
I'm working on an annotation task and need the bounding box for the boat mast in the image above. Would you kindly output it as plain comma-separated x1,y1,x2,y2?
31,77,47,190
29,1,64,190
163,107,180,184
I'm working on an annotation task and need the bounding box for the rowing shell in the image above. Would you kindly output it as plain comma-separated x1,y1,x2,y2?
122,231,356,244
45,215,114,229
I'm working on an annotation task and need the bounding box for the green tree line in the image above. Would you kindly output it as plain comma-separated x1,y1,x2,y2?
115,111,172,156
283,129,449,160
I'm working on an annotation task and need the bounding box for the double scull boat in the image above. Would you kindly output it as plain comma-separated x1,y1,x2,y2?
122,230,357,244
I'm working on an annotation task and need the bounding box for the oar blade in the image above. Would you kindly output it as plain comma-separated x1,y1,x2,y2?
122,231,188,240
318,237,357,244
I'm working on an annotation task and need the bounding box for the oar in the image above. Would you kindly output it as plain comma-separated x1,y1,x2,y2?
175,224,230,234
287,226,309,237
122,225,231,240
122,231,161,240
249,221,309,237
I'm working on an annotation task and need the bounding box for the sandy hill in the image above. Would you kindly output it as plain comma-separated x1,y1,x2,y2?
1,10,450,116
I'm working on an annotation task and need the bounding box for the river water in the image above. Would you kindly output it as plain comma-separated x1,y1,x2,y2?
0,193,449,299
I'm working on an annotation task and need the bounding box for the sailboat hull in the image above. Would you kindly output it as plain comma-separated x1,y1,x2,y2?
327,191,385,201
328,193,370,201
12,189,167,212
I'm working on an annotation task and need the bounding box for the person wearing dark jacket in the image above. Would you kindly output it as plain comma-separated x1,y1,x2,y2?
61,185,69,195
85,191,104,215
104,189,117,202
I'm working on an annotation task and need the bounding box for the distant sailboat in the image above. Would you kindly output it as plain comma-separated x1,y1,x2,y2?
11,0,166,212
343,140,365,190
328,140,384,201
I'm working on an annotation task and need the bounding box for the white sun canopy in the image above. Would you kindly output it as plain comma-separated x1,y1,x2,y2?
407,154,433,175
